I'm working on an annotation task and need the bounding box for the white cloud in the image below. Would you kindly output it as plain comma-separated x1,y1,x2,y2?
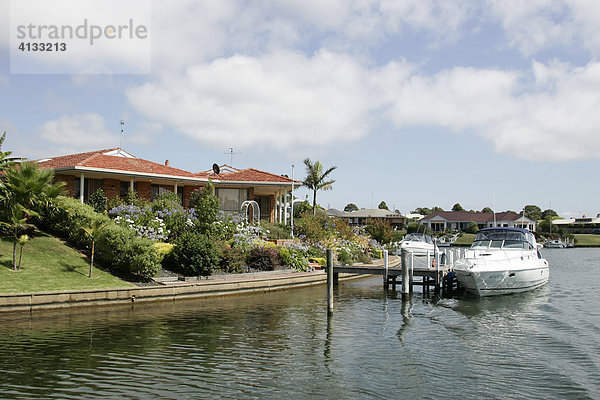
127,50,408,153
39,112,120,150
387,60,600,161
487,0,600,56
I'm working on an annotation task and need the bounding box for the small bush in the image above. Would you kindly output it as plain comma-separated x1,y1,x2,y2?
216,242,246,274
279,247,309,271
260,221,291,239
247,246,281,271
365,219,394,245
189,180,219,232
153,242,175,262
165,233,219,276
96,224,161,277
87,188,108,214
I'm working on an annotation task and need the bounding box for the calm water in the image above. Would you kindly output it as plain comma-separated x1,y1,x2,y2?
1,249,599,399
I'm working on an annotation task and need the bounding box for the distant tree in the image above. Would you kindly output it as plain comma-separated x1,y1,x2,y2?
378,201,389,210
542,209,559,219
464,221,480,234
412,207,431,215
481,207,493,213
406,222,422,234
431,206,443,213
302,158,337,216
524,205,542,221
452,203,464,212
344,203,359,212
365,219,394,245
294,200,313,218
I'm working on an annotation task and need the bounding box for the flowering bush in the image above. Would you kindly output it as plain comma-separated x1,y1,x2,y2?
111,205,169,242
278,247,309,271
231,224,270,253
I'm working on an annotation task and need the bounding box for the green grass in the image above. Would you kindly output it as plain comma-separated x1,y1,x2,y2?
453,233,475,246
0,232,133,294
573,234,600,247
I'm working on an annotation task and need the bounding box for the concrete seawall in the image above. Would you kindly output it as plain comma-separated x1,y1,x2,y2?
0,271,364,314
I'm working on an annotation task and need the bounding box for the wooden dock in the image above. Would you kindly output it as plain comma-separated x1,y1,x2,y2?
332,249,462,296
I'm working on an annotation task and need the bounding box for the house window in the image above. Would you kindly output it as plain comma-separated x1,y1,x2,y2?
177,186,184,205
120,181,138,198
216,188,248,212
74,178,103,202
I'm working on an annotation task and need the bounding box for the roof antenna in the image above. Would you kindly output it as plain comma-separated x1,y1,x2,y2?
225,147,241,167
120,120,125,150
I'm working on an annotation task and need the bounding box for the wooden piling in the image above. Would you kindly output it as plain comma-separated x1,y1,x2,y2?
383,249,389,288
401,249,411,299
327,249,334,315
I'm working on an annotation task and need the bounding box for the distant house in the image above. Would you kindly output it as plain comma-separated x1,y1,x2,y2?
552,215,600,234
420,211,536,232
37,148,299,223
327,208,406,228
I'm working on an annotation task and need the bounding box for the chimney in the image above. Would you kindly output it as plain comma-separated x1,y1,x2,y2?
165,160,169,166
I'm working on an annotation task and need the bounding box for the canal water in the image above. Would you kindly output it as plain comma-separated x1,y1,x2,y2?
1,249,599,399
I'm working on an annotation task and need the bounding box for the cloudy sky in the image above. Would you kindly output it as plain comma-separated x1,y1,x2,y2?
1,0,599,218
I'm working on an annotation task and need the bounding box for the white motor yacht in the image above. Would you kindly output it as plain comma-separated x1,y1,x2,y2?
544,238,566,248
399,233,435,256
453,228,549,296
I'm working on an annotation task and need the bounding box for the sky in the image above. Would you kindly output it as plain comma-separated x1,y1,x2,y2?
1,0,599,218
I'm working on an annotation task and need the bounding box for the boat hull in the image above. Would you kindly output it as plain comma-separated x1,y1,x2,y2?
454,253,549,296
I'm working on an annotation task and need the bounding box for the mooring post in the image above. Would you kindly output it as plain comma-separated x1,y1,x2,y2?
409,250,414,293
327,249,334,315
401,249,411,299
383,249,389,288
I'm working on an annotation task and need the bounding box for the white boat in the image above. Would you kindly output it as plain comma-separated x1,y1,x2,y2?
436,233,459,247
399,233,435,255
544,238,566,248
453,228,549,296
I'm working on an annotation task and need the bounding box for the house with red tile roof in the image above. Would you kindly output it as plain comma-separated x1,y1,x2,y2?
420,211,536,232
37,148,299,223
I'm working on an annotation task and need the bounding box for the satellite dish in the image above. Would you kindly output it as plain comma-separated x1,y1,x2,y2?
212,163,220,175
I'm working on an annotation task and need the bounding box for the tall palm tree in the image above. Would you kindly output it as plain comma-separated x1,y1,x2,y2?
81,220,109,278
302,158,337,216
0,132,23,171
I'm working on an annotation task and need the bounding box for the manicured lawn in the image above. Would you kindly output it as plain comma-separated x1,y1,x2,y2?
573,234,600,247
0,232,133,294
453,233,475,246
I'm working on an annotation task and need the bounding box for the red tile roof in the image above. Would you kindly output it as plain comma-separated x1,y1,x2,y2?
205,168,298,184
35,149,299,184
37,149,198,179
421,211,527,222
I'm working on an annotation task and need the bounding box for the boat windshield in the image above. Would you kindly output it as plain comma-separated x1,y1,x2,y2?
470,229,535,250
403,233,433,244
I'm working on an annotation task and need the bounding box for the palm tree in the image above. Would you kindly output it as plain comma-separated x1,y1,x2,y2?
17,235,29,270
0,206,30,270
81,220,109,278
302,158,337,216
0,132,23,171
3,162,64,212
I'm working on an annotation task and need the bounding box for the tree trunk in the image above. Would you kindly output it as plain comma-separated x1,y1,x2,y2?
12,241,17,271
313,189,317,216
18,246,23,270
89,241,94,278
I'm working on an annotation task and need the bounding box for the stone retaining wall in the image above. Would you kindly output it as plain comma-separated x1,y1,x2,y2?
0,271,363,314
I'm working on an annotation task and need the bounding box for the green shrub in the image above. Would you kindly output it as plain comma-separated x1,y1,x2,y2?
39,196,110,250
215,242,246,273
247,246,281,271
189,180,219,232
96,224,161,277
464,221,479,234
337,247,352,265
87,188,108,213
260,221,291,239
308,257,326,265
153,242,174,262
165,232,219,276
279,247,309,271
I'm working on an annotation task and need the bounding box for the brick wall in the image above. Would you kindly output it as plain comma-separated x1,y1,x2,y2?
103,179,120,202
55,174,76,197
137,182,151,202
